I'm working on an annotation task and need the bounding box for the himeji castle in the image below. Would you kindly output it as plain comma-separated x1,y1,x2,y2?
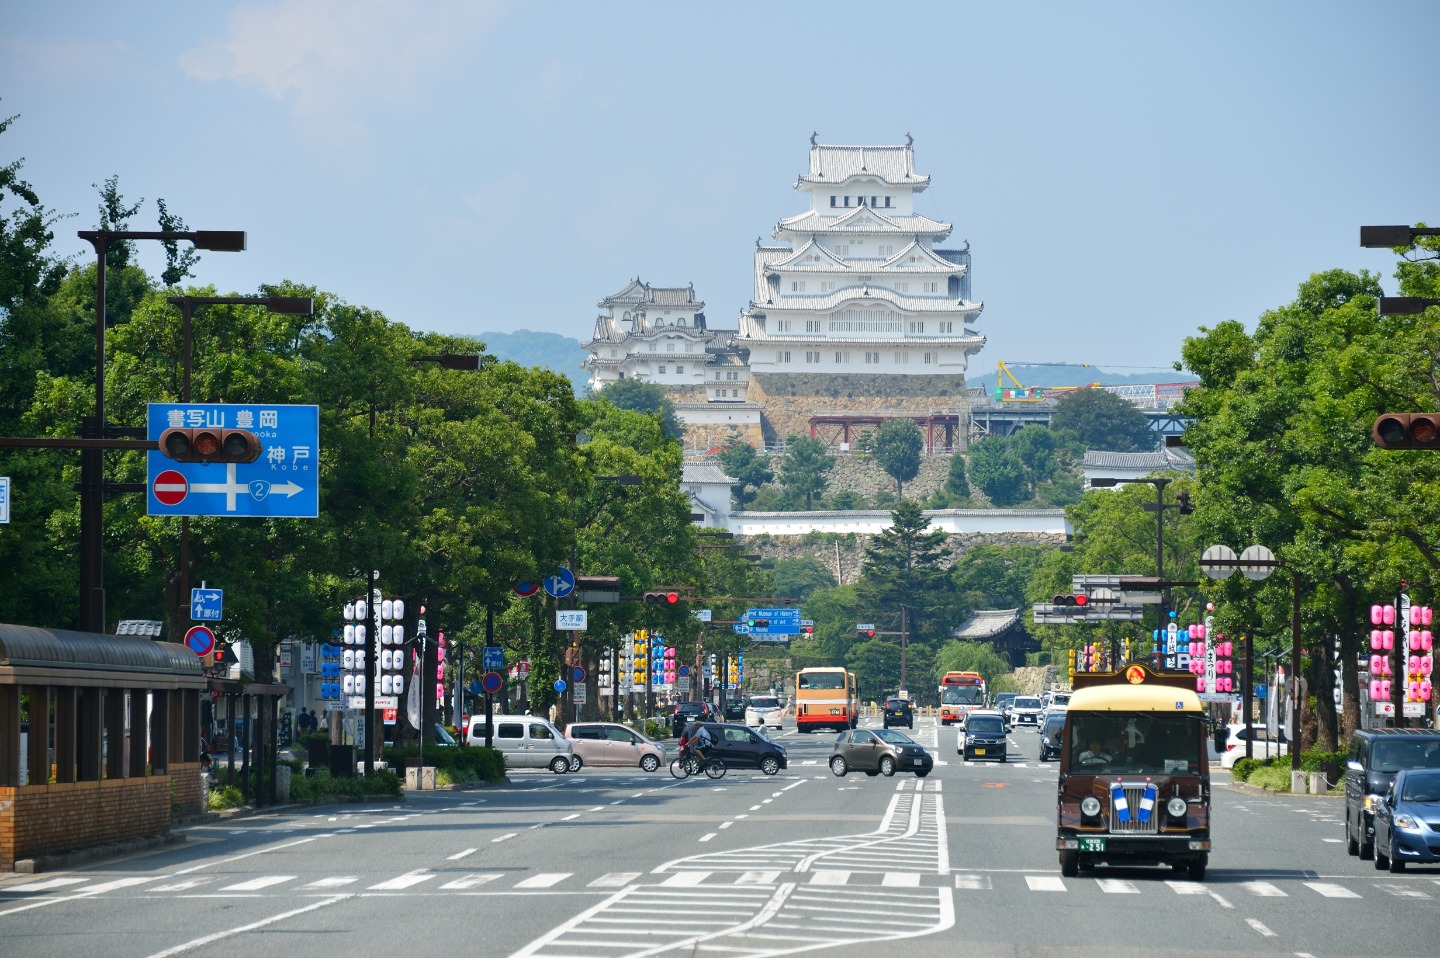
583,136,986,449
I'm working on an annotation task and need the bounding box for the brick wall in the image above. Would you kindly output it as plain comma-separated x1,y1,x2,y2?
0,766,201,870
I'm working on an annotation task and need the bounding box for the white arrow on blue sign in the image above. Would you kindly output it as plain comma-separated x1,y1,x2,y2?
190,588,223,621
543,567,575,598
146,403,319,518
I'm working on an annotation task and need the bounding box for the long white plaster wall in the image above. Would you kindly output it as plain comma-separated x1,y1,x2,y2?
725,508,1070,537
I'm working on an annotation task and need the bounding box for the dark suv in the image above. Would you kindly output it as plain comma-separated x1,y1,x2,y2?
1344,727,1440,859
672,701,716,738
883,698,914,729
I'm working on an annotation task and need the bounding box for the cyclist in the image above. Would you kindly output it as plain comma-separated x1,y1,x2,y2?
680,719,713,771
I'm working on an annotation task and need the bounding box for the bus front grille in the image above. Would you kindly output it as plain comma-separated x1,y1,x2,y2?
1109,787,1158,834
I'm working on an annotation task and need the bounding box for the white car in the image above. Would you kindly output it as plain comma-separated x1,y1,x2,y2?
1009,696,1043,728
745,695,783,730
1216,724,1289,769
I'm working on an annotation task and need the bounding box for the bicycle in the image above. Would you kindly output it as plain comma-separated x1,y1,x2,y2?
669,751,726,780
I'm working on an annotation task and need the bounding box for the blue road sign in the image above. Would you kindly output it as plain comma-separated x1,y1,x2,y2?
190,588,223,621
468,678,483,696
0,476,9,523
482,646,504,670
740,607,801,636
543,567,575,598
146,403,320,518
481,671,504,695
184,625,216,657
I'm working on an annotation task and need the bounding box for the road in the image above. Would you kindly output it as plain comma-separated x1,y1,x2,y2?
1,718,1431,957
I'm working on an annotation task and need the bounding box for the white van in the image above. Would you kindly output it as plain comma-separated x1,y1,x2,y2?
465,715,573,774
745,695,783,730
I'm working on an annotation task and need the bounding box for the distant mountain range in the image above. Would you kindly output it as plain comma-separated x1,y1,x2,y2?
472,331,1188,397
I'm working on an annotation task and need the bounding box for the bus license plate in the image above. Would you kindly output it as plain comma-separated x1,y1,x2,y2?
1079,837,1106,853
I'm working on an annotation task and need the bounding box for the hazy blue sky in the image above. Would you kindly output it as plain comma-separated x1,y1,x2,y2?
4,1,1437,379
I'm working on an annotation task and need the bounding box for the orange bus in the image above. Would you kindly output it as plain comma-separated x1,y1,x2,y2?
939,671,987,726
794,667,859,733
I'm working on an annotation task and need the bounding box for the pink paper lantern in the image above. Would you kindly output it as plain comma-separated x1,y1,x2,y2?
1409,681,1421,701
1380,680,1392,698
1424,606,1434,626
1371,630,1383,650
1383,631,1395,650
1370,679,1384,699
1410,655,1423,674
1384,605,1396,625
1371,654,1384,674
1422,681,1433,701
1422,658,1433,676
1423,631,1433,651
1372,605,1384,625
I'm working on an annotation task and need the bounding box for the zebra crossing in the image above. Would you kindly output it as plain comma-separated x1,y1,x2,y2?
5,868,1435,902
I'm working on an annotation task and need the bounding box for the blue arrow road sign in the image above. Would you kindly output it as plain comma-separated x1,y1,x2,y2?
740,607,801,636
146,403,320,518
482,646,504,670
543,567,575,598
190,588,223,621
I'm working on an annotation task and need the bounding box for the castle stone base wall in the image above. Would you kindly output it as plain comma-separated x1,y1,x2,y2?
748,373,973,448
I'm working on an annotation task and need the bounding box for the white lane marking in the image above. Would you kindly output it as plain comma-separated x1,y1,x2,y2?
7,877,89,892
439,873,503,890
1210,891,1234,909
588,872,640,888
1097,879,1139,894
883,872,921,887
304,877,358,888
1165,880,1209,894
447,848,477,861
1304,882,1360,898
368,872,434,890
143,895,349,958
934,793,950,875
660,872,708,887
1247,918,1277,937
955,874,992,890
1376,883,1431,898
809,870,851,885
514,873,569,889
1243,881,1287,897
221,876,294,892
736,870,782,885
491,833,517,843
1321,838,1344,843
561,814,580,821
699,833,717,842
719,822,733,829
735,814,749,820
749,805,763,811
1026,875,1066,892
151,879,216,892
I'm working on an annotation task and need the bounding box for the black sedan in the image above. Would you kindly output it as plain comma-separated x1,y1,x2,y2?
882,697,914,729
829,728,933,778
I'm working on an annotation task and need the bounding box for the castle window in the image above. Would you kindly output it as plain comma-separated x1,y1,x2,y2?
898,283,909,292
884,196,892,207
667,342,675,352
791,281,806,292
871,196,878,206
858,196,866,206
939,321,954,334
778,351,791,363
658,365,666,374
948,275,960,297
894,352,908,364
924,352,935,364
844,196,851,207
909,321,924,334
865,352,880,364
830,196,837,207
835,351,845,363
925,281,938,293
675,366,684,375
806,320,822,332
776,319,791,332
716,372,722,380
731,389,739,397
806,351,820,363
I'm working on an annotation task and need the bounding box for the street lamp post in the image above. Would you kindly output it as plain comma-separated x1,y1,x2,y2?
75,229,246,633
166,295,312,644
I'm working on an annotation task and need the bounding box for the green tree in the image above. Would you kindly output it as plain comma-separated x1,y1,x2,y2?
952,544,1049,611
594,377,682,439
777,434,835,509
858,500,955,656
1049,388,1156,452
943,450,970,500
934,640,1011,686
967,436,1027,506
716,435,772,509
870,419,923,498
770,556,836,602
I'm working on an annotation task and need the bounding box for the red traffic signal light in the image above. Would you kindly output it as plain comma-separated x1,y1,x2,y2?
159,427,263,464
643,591,680,605
1373,413,1440,450
801,625,814,634
1053,593,1089,608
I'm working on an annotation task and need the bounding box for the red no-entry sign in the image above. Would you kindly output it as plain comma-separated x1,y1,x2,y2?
153,469,188,506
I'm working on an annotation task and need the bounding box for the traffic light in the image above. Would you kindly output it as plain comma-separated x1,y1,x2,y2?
747,618,770,628
1053,593,1089,608
1373,413,1440,450
1067,648,1076,680
801,625,814,634
857,627,876,638
643,590,680,605
158,427,262,464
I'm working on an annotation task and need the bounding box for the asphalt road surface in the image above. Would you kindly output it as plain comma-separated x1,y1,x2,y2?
1,718,1432,957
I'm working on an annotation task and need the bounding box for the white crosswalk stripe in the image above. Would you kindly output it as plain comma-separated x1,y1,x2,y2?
368,872,435,890
1304,882,1361,899
513,873,570,889
221,876,295,892
440,873,503,890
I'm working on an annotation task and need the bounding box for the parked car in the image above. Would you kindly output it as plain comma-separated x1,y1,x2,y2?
958,710,1008,762
1345,727,1440,859
829,728,933,778
882,697,914,729
672,701,717,738
722,699,747,722
697,722,787,775
1009,696,1043,728
1373,767,1440,871
565,722,665,772
992,692,1018,723
1039,711,1065,762
745,695,783,730
1217,724,1288,769
464,714,573,773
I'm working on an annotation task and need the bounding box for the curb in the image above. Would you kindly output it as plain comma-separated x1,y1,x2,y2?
11,832,188,875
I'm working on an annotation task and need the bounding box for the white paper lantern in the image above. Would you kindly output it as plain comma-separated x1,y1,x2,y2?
382,599,394,620
355,599,367,620
393,599,405,620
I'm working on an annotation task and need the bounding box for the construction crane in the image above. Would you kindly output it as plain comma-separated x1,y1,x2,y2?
994,361,1094,402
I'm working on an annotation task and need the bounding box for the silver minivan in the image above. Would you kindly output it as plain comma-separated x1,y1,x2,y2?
465,715,573,774
746,695,783,730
